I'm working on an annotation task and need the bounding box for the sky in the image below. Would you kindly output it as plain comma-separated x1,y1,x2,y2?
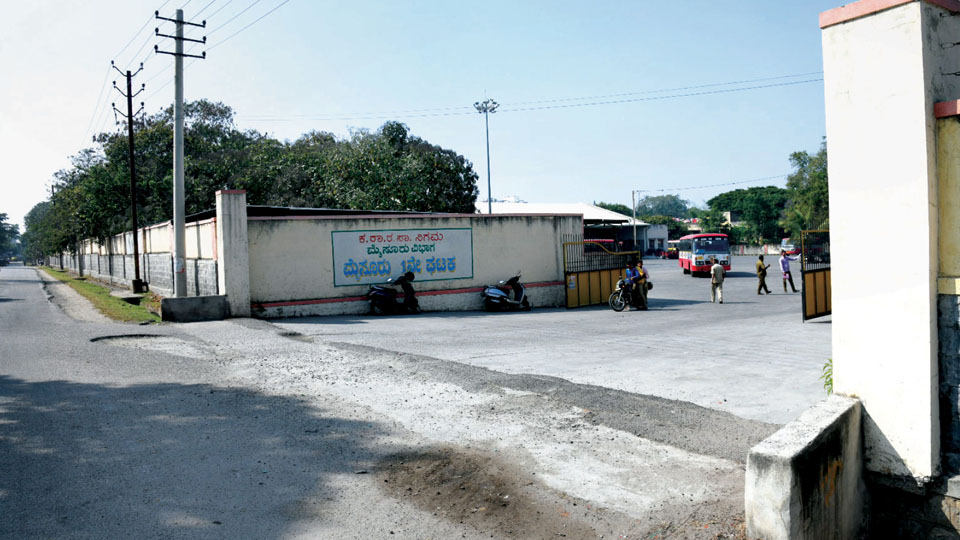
0,0,842,233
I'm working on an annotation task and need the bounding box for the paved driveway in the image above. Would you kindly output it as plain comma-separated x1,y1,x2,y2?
277,256,832,425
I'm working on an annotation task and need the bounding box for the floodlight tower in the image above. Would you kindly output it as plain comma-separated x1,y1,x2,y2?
474,98,500,214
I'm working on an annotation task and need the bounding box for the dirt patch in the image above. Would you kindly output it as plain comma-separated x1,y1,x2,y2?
278,331,313,343
376,446,602,539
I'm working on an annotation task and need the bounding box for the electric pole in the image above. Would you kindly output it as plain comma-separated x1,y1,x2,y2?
632,190,638,251
111,61,146,293
473,98,499,215
155,9,205,297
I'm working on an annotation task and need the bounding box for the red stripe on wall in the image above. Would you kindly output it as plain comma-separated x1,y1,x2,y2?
935,100,960,118
251,281,565,309
820,0,960,29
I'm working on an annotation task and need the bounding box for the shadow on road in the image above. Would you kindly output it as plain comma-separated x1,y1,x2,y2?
0,375,384,539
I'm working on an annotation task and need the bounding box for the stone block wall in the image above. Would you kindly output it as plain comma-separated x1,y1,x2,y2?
46,252,217,299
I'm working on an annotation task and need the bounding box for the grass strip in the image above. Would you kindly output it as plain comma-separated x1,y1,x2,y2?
41,267,161,323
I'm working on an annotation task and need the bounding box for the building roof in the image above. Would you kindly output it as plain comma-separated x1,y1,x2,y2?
476,201,647,225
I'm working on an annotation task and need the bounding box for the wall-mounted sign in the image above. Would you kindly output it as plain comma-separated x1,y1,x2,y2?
331,228,474,286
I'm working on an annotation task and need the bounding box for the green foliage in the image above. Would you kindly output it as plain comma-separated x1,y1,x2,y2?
781,139,829,239
821,358,834,395
594,201,633,217
642,214,688,239
25,102,479,258
707,186,789,243
41,267,159,323
726,224,755,245
635,194,689,218
688,207,728,234
0,213,19,258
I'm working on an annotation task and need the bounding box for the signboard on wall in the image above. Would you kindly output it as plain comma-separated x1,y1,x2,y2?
331,228,474,286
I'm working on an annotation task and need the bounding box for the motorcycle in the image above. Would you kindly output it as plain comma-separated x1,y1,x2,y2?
608,276,631,312
368,271,421,315
481,272,532,311
609,276,651,312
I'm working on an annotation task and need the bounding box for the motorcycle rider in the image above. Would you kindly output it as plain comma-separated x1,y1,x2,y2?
626,259,650,310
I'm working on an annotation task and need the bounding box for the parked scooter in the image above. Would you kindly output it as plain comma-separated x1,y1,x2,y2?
368,271,421,315
481,271,532,311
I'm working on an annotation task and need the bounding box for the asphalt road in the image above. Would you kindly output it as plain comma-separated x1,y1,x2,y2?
0,259,828,539
277,256,832,425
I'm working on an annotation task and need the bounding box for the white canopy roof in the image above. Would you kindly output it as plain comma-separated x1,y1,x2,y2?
475,201,647,225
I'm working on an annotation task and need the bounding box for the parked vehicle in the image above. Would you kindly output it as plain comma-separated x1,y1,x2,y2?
481,272,531,311
608,276,631,312
368,271,421,315
666,240,680,259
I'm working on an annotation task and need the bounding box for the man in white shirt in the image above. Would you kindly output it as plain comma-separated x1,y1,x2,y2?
710,257,725,304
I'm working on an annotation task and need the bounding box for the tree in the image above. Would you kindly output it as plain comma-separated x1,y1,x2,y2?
781,140,828,240
642,214,688,239
0,213,19,258
594,201,633,217
24,103,480,258
689,207,728,234
707,185,789,243
635,194,689,218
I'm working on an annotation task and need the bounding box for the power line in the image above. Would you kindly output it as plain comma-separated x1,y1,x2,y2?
210,0,289,50
81,65,113,147
81,1,174,147
210,0,262,33
238,78,823,122
500,79,822,113
635,174,790,194
206,0,234,19
143,0,290,103
506,71,824,107
195,0,218,17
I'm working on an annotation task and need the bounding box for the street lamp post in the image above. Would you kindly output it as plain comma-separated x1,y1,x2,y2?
474,98,499,214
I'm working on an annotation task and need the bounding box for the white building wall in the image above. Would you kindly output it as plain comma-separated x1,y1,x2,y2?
246,214,580,316
822,0,960,480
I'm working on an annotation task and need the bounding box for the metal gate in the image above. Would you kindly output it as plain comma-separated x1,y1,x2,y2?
800,229,831,321
562,234,639,308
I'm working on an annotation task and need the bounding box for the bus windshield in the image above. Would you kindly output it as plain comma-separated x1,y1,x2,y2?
693,236,729,253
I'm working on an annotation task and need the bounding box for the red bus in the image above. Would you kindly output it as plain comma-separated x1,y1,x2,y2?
677,233,731,275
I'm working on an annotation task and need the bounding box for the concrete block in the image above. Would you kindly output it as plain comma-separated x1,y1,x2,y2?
160,295,230,322
745,395,865,540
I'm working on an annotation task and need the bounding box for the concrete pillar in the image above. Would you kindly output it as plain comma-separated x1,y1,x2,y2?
821,0,960,481
215,190,250,317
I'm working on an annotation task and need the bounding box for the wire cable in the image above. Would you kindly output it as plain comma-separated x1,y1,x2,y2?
209,0,288,50
238,78,823,122
635,174,789,194
209,0,262,34
81,65,113,147
499,79,822,113
239,73,823,121
144,0,290,104
195,0,217,16
506,71,824,107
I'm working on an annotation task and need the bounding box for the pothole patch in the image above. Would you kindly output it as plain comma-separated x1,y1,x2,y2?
90,334,207,358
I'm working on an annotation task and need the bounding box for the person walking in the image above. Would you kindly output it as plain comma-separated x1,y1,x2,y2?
710,257,725,304
779,250,799,293
756,255,771,295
